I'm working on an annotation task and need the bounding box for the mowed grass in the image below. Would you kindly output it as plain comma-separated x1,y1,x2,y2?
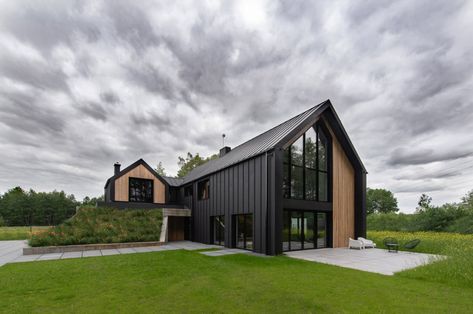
368,231,473,288
1,250,473,313
0,226,49,240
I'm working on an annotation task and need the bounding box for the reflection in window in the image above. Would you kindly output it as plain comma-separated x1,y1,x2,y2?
213,216,225,246
283,123,329,201
129,178,153,203
198,179,210,200
235,214,253,250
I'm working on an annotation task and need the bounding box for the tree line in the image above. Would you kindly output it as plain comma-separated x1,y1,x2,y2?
0,187,103,227
367,188,473,234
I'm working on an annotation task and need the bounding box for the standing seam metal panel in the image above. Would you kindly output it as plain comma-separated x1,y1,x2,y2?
190,154,268,253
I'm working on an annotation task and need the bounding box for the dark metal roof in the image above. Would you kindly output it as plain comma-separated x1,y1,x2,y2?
104,99,366,190
181,100,329,184
162,176,184,187
104,159,168,188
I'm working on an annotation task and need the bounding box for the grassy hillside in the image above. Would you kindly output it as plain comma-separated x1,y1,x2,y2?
29,207,162,247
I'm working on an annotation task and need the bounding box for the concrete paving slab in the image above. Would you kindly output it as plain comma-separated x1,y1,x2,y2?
0,241,28,266
286,248,442,275
117,248,137,254
12,254,41,263
100,249,121,256
37,253,63,261
82,250,102,257
133,247,153,253
62,251,83,259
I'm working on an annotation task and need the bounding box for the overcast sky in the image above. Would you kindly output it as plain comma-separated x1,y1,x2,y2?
0,1,472,212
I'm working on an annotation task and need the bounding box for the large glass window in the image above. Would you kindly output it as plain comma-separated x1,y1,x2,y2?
212,216,225,246
198,179,210,200
283,123,329,201
129,178,153,203
235,214,253,250
283,210,327,251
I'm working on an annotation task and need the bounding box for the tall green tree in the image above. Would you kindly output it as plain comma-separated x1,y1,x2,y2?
177,152,218,178
0,187,78,226
82,195,104,206
416,193,432,212
461,190,473,209
366,188,399,214
155,162,167,176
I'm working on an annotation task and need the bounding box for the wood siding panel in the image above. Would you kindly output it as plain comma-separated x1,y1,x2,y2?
114,164,166,203
332,135,355,247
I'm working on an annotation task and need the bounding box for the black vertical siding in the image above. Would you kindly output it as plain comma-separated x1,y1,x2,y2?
191,154,269,254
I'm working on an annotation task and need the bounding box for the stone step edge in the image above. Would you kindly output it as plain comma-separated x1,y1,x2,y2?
23,241,164,255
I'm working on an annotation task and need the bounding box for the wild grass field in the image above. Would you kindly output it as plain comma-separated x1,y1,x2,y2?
0,226,49,241
368,231,473,288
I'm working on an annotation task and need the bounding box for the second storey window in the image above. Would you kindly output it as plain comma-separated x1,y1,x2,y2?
283,123,329,202
184,185,193,197
198,179,210,200
129,178,153,203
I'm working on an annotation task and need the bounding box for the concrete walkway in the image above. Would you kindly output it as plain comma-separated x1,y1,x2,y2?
0,240,29,267
285,248,442,275
3,241,221,266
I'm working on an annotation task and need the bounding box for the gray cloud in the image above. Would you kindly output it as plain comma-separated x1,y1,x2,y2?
388,148,473,166
0,0,472,211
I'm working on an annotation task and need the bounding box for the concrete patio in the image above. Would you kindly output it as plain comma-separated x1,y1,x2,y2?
285,248,442,275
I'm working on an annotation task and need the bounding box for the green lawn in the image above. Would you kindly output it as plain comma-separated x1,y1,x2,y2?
0,226,49,240
1,250,473,313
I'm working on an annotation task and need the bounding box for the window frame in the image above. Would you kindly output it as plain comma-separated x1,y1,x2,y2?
128,177,154,203
283,122,331,202
197,179,210,200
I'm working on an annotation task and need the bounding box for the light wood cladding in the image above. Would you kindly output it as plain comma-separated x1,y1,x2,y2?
330,126,355,248
114,164,165,203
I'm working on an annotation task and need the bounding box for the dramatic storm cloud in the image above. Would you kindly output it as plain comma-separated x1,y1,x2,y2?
0,0,472,212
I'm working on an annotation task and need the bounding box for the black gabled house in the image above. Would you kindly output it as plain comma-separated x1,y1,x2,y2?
103,100,367,255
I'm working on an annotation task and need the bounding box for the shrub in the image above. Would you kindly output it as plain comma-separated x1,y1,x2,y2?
29,207,163,247
0,216,5,227
367,212,415,231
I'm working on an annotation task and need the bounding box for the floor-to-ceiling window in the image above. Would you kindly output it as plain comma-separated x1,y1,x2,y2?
212,216,225,246
282,210,327,251
235,214,253,250
283,123,329,201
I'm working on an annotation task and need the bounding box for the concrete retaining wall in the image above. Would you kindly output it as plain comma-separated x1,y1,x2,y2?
24,241,164,255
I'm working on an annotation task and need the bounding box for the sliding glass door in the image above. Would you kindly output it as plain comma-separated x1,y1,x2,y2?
235,214,253,250
283,210,327,251
212,216,225,246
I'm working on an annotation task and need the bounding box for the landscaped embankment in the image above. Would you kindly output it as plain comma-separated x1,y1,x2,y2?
29,207,162,247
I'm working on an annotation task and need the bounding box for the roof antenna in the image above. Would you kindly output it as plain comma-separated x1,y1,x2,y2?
222,134,226,147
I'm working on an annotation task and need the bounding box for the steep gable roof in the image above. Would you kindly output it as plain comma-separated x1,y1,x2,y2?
181,100,331,184
104,158,167,188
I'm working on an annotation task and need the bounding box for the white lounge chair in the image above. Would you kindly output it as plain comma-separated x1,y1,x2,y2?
358,237,376,248
349,238,364,250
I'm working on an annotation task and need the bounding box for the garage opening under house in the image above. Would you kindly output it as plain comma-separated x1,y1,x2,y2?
102,100,367,255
